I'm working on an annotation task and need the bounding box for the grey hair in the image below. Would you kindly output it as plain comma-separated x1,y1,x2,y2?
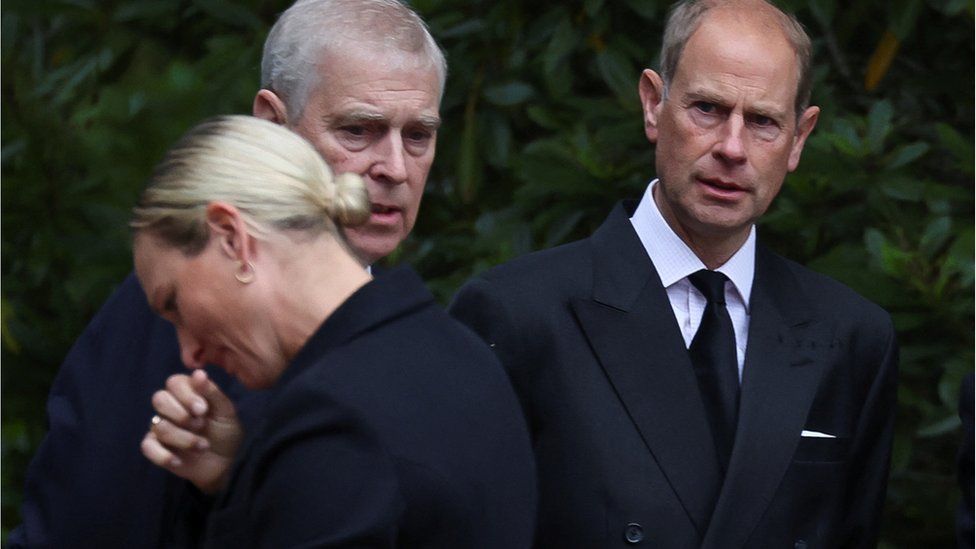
261,0,447,120
131,115,369,256
658,0,813,116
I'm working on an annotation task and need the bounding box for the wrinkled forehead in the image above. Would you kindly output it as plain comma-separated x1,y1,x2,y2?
310,45,444,105
324,43,439,80
697,5,796,54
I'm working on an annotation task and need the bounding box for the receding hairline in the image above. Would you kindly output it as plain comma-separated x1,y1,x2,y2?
314,40,444,88
292,43,445,125
688,5,801,71
259,0,447,119
659,0,814,115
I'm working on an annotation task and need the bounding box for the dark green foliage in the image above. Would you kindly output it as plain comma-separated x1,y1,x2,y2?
2,0,972,545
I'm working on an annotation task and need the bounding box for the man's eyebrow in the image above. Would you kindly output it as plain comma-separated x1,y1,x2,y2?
747,103,788,121
331,111,387,125
415,115,442,130
683,87,728,105
328,111,441,130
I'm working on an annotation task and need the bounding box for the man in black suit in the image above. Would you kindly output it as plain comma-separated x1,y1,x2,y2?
450,0,899,546
10,1,452,547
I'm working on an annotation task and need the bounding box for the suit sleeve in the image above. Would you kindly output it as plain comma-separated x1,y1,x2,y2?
840,316,899,548
448,277,535,427
9,273,185,549
448,278,507,350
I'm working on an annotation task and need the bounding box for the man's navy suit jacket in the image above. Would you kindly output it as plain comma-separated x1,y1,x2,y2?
449,201,899,548
10,272,268,548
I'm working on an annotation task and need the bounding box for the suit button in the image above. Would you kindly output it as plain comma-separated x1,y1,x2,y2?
794,541,808,549
624,523,644,544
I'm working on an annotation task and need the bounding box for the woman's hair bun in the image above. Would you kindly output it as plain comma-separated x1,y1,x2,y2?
330,172,370,227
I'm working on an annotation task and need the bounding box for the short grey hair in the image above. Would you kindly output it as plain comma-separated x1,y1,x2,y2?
261,0,447,120
132,115,369,255
658,0,813,116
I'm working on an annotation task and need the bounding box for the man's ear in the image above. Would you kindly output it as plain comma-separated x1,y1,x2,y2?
638,69,667,144
787,105,820,172
205,202,253,263
252,89,289,126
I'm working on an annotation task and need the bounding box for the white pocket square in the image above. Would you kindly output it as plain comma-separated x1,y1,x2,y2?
800,430,836,438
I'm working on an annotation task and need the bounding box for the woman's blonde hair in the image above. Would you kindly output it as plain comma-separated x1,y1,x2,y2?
131,115,369,255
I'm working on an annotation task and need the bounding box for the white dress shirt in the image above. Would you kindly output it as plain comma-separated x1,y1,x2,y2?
629,180,755,380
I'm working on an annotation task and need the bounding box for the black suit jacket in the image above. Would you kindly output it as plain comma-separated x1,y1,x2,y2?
204,267,536,548
450,201,898,548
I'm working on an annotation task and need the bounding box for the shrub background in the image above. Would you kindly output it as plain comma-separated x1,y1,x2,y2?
2,0,972,545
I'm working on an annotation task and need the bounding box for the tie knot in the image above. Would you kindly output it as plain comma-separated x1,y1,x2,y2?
688,269,728,305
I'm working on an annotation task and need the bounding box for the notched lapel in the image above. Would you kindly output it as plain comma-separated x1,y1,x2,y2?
572,282,722,536
703,247,826,548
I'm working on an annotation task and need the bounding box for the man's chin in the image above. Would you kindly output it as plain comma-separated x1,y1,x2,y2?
346,227,404,266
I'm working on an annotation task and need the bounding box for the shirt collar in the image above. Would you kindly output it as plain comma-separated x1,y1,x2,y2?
629,179,755,309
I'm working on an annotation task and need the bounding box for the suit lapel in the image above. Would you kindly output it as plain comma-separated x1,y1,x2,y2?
702,245,826,548
571,202,722,535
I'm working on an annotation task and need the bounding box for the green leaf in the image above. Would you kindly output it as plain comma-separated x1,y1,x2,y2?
885,142,929,170
938,360,972,406
807,0,836,27
879,176,924,202
595,49,638,106
1,297,21,354
916,415,961,438
525,105,564,130
583,0,605,17
943,227,975,288
864,228,887,265
192,0,263,31
864,228,911,277
865,100,893,155
938,0,975,16
113,1,178,23
457,102,481,204
543,16,577,76
436,18,485,39
935,122,975,176
483,81,534,107
482,111,512,168
889,0,924,39
827,118,863,156
918,216,951,258
622,0,661,20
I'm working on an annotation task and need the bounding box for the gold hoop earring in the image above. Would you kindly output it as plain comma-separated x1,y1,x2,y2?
235,261,255,284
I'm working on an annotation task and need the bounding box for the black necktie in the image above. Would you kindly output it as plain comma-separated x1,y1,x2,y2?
688,269,740,474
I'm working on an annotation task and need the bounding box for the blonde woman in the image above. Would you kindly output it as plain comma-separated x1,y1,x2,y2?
133,115,536,547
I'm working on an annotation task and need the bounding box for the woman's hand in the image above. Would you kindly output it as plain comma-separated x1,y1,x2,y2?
141,370,243,494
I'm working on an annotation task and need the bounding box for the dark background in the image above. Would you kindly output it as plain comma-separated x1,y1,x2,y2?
2,0,972,545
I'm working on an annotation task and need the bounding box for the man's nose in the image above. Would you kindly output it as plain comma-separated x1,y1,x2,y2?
371,132,409,185
176,328,205,370
712,115,747,164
